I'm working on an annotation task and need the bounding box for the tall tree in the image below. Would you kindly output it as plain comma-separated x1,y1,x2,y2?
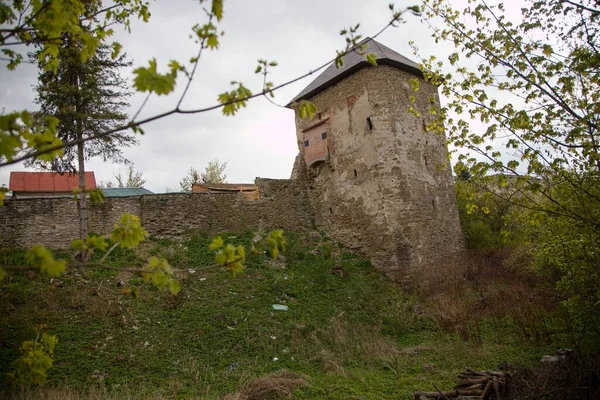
179,167,201,193
179,159,228,192
201,159,228,184
101,165,147,188
30,34,135,239
419,0,600,343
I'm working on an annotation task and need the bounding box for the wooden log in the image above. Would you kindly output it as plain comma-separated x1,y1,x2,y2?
458,383,485,390
458,389,484,396
493,376,502,400
434,384,451,400
479,380,494,400
456,377,489,387
458,374,484,380
414,390,458,398
414,389,484,398
466,369,487,376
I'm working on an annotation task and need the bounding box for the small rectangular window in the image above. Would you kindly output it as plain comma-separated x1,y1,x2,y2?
304,140,309,147
321,132,327,140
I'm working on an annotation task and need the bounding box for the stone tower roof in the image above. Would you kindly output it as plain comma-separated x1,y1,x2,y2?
291,37,422,103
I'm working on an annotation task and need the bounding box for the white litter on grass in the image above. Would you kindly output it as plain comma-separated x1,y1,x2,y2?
200,277,206,281
188,269,196,274
273,357,279,361
270,335,276,340
272,304,288,311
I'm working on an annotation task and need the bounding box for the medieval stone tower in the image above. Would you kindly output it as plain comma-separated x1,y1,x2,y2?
289,38,464,280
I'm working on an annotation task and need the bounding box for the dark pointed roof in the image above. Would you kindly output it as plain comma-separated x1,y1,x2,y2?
290,38,422,104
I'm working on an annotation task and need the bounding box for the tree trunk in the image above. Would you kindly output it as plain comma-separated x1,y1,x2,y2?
75,72,88,242
77,136,88,240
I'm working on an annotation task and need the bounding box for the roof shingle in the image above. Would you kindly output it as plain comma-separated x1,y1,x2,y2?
9,171,97,192
290,37,422,103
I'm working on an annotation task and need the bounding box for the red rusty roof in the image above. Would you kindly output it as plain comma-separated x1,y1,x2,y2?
9,171,97,192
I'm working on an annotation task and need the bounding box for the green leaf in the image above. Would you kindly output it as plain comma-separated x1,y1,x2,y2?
237,245,246,262
366,52,378,66
0,187,7,206
224,244,236,263
206,34,219,49
542,44,553,56
89,188,105,204
209,236,224,250
133,59,178,95
215,250,227,265
0,267,6,281
110,213,148,248
111,42,123,59
264,230,286,259
9,330,57,386
217,82,252,116
26,244,66,277
141,256,177,294
408,5,421,15
229,261,244,277
212,0,224,21
409,77,421,92
168,279,181,295
1,49,23,70
298,100,317,120
70,239,85,251
335,51,344,69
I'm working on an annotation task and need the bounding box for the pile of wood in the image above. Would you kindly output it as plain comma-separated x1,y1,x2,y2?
414,369,507,400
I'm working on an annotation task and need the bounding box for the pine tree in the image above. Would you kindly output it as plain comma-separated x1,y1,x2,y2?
30,33,136,239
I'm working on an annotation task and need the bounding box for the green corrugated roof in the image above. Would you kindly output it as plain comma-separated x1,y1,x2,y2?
102,187,154,197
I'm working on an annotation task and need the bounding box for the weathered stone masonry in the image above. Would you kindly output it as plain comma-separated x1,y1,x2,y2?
0,179,314,249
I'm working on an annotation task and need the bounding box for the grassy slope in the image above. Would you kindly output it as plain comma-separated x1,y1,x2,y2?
0,232,559,399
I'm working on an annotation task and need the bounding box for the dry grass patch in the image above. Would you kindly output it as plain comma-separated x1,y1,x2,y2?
222,371,308,400
413,250,562,343
311,349,345,375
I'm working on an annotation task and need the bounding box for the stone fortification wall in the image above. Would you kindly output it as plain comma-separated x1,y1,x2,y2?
0,179,313,249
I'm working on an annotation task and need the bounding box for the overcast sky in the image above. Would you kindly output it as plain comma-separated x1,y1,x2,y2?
0,0,462,193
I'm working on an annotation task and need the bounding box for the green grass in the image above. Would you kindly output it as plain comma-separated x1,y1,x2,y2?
0,232,562,399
